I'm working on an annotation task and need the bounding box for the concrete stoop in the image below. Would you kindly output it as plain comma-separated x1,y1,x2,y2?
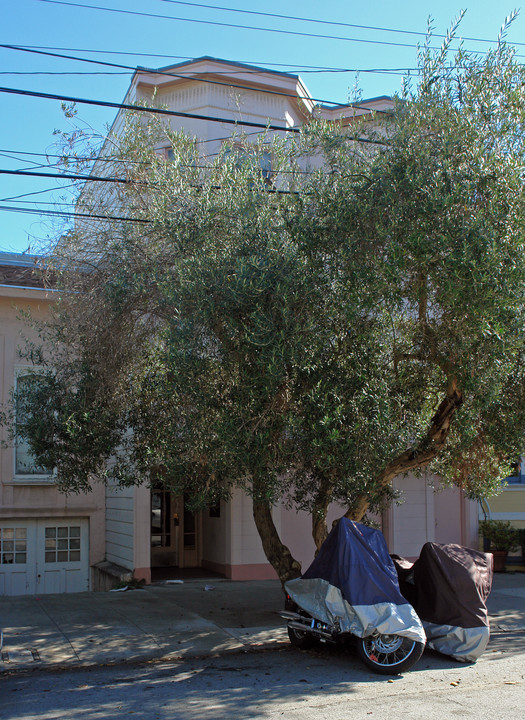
92,560,133,591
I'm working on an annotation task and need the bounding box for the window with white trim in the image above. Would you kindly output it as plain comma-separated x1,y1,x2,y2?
0,527,27,565
222,143,274,186
14,371,51,478
44,526,81,563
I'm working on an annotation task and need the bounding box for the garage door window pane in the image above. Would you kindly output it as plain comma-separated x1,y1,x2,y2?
1,527,27,564
44,526,82,563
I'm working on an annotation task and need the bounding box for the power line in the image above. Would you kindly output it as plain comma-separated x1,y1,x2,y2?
0,168,132,183
1,199,77,206
0,71,133,77
6,45,420,73
0,84,298,132
0,160,341,184
157,0,525,47
1,44,385,111
0,68,412,78
0,86,389,145
0,204,150,223
36,0,448,52
0,185,76,203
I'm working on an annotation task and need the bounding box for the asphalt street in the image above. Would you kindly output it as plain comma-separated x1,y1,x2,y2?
1,635,525,720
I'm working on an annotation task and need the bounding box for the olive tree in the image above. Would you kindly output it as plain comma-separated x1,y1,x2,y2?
8,21,525,582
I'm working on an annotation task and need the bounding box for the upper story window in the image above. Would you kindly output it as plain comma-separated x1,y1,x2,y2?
222,143,274,187
14,371,51,479
158,144,198,168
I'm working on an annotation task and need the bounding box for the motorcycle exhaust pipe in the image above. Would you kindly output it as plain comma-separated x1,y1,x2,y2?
287,620,334,640
280,610,336,639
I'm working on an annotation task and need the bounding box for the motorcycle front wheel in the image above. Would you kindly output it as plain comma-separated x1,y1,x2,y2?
356,633,424,675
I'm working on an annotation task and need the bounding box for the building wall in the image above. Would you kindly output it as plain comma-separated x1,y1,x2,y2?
105,480,135,570
201,500,230,571
484,487,525,530
133,483,152,583
383,473,479,559
0,284,106,593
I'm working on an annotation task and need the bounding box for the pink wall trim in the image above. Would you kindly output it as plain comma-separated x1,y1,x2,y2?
133,567,151,584
203,559,278,581
229,564,279,581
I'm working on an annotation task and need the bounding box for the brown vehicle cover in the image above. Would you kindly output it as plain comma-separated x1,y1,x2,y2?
393,542,493,662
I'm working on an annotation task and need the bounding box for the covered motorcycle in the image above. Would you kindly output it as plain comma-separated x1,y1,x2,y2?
283,519,426,674
392,542,493,662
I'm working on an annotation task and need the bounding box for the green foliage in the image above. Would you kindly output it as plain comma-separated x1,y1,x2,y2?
479,519,520,552
7,18,525,540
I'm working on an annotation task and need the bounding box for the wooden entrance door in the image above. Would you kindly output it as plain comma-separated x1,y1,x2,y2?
150,491,201,568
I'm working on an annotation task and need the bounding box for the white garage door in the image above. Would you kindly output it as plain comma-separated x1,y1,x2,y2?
0,518,89,595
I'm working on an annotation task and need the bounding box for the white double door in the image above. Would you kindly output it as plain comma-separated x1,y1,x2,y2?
0,518,89,596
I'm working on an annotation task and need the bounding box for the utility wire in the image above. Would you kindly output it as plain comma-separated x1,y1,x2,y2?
157,0,525,47
36,0,453,52
0,69,411,78
0,84,298,133
6,45,421,73
38,0,525,57
1,44,386,111
0,185,76,203
0,168,133,183
0,71,133,77
0,86,389,145
0,204,150,222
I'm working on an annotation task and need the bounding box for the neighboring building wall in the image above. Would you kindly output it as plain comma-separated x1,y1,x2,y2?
0,258,106,594
384,473,479,559
484,487,525,531
280,503,346,575
226,488,276,580
201,500,230,575
105,480,135,570
133,483,152,583
384,474,435,558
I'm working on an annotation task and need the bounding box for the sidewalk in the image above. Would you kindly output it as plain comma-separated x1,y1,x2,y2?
0,579,287,672
1,573,525,673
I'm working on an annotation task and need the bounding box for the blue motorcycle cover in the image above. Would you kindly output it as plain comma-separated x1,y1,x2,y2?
285,519,426,643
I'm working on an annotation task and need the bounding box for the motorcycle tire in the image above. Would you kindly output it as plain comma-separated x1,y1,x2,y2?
356,633,425,675
287,624,317,649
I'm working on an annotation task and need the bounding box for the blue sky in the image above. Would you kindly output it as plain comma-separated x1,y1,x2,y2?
2,0,524,254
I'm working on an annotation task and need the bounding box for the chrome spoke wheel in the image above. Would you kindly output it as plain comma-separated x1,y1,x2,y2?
357,633,425,675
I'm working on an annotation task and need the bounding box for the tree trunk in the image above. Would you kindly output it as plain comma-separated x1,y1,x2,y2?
312,471,334,551
345,381,463,525
252,499,302,585
344,495,370,523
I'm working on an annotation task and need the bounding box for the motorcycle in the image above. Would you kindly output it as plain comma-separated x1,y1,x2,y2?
281,519,493,675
